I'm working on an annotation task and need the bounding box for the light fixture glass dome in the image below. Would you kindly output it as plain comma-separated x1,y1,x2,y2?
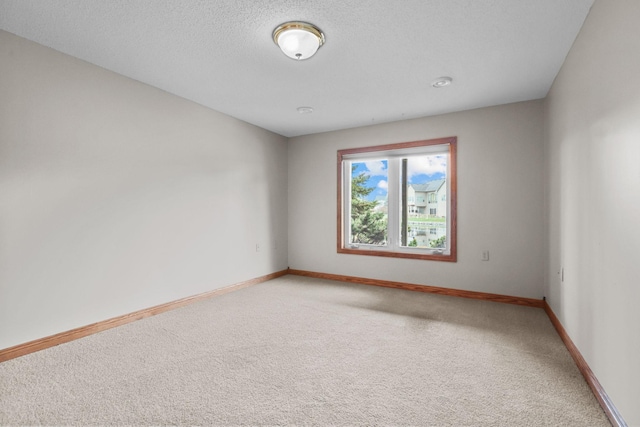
273,22,325,60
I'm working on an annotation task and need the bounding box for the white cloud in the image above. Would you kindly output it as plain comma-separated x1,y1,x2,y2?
364,160,387,177
377,180,388,190
407,155,446,180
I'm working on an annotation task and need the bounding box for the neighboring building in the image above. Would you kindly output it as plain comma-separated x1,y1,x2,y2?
406,179,447,247
408,179,446,217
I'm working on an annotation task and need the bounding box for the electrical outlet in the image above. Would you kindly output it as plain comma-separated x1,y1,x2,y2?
481,250,490,261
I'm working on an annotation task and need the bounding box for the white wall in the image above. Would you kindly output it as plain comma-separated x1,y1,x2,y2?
544,0,640,424
0,31,288,350
289,100,545,299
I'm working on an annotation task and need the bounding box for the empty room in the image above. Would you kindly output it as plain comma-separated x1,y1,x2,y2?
1,0,638,425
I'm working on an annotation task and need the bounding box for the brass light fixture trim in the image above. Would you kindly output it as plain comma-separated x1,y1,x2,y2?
272,21,325,60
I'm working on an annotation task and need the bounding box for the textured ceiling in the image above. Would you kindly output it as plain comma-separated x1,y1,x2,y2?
0,0,594,137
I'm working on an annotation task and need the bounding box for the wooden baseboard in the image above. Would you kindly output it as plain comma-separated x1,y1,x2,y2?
288,269,625,425
287,269,544,308
2,269,626,427
544,301,627,427
0,270,288,363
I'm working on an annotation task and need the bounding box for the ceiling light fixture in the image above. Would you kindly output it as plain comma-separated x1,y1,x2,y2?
273,21,325,60
432,77,453,88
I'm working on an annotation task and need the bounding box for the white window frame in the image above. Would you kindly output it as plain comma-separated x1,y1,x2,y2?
337,137,457,262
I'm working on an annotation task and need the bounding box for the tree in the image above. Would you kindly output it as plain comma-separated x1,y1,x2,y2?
351,167,387,244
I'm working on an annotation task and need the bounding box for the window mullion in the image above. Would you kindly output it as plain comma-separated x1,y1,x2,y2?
343,160,352,246
387,158,399,250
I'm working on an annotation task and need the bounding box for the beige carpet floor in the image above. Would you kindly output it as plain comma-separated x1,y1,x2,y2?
0,275,609,426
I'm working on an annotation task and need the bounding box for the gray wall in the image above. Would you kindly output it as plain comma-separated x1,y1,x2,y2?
288,100,545,299
0,31,289,349
544,0,640,423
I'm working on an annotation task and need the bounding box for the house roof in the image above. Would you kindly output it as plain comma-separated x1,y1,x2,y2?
410,180,445,193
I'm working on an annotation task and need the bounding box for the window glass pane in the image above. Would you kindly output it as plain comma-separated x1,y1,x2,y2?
338,136,456,261
401,154,447,249
350,160,388,245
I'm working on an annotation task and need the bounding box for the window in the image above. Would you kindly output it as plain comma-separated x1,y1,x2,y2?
337,137,457,262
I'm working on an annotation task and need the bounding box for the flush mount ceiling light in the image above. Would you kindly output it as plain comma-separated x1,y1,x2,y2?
432,76,453,88
273,21,325,60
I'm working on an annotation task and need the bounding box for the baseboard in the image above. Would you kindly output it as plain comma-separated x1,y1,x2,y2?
287,269,544,308
288,269,625,425
2,269,626,427
0,269,288,363
544,302,627,427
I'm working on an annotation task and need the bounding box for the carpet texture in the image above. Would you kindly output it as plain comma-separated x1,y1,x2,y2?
0,276,610,426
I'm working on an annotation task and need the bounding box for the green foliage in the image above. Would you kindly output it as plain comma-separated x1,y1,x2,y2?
351,167,387,244
430,235,446,248
408,237,418,247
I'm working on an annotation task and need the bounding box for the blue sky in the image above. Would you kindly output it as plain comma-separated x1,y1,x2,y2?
352,156,446,201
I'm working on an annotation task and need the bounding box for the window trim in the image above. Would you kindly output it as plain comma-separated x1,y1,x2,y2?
337,136,457,262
